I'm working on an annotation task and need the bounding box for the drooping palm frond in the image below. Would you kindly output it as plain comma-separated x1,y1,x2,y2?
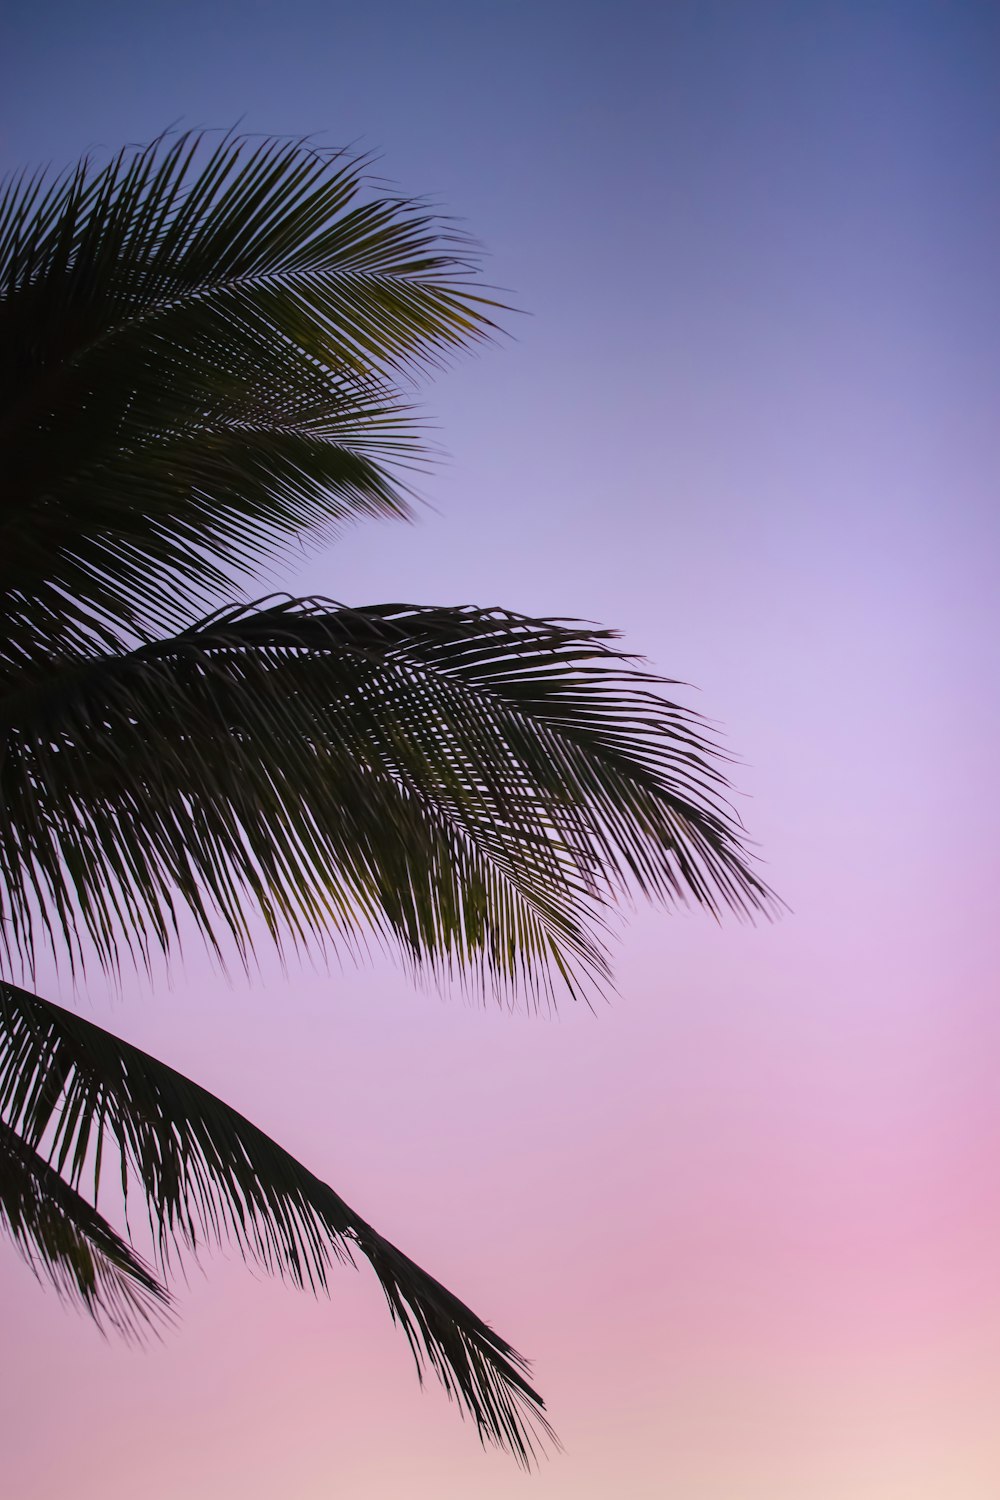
0,982,554,1465
0,130,502,655
0,597,778,989
0,1116,170,1340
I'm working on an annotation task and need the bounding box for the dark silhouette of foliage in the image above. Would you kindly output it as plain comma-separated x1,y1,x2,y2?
0,132,776,1462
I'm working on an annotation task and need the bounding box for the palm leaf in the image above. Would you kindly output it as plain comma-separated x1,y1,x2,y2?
0,981,554,1464
0,597,778,990
0,131,503,652
0,1115,170,1340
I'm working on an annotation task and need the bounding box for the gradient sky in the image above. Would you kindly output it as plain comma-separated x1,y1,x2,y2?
3,2,1000,1496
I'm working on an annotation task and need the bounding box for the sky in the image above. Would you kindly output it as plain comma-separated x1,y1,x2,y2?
2,1,1000,1495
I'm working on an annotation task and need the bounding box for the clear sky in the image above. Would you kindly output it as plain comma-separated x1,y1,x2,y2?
3,2,1000,1496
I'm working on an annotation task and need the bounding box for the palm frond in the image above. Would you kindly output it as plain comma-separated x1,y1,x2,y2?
0,131,503,651
0,1115,170,1340
0,597,779,992
0,982,554,1464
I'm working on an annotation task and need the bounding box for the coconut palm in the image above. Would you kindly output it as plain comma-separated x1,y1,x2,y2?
0,131,776,1463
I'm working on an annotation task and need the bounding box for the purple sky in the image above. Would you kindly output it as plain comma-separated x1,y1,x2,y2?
3,3,1000,1495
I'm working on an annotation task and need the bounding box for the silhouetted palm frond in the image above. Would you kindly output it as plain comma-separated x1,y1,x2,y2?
0,1116,171,1340
0,597,777,987
0,130,501,656
0,983,552,1464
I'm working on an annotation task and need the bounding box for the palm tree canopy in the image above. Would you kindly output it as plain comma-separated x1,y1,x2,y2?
0,131,778,1462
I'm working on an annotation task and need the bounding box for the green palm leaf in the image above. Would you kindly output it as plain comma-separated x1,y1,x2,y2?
0,982,553,1465
0,1115,171,1340
0,597,777,988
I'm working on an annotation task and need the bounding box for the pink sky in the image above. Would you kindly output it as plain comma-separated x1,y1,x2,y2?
3,2,999,1495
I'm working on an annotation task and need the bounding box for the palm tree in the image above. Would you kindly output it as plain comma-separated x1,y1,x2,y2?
0,131,777,1463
